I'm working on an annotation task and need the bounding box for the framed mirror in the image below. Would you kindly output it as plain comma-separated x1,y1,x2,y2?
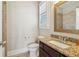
54,1,79,34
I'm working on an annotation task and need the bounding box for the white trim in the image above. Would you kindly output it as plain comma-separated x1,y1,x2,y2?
7,47,28,56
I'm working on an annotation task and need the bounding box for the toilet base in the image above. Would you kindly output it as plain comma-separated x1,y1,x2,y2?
28,43,39,57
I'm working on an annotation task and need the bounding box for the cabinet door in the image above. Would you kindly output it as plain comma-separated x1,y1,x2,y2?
39,41,44,48
39,48,50,57
39,41,66,57
44,44,60,57
59,54,67,57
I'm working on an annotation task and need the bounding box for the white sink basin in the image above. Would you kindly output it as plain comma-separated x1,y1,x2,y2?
49,40,70,49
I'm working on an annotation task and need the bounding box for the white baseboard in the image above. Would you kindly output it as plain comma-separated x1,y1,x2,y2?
7,47,28,56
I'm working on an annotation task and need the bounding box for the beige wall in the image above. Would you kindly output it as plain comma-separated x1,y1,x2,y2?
50,2,79,39
7,1,38,51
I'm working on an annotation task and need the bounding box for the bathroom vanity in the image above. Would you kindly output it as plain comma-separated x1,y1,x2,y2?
39,36,79,57
39,41,66,57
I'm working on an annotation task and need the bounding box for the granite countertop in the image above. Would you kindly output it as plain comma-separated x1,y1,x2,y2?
39,36,79,57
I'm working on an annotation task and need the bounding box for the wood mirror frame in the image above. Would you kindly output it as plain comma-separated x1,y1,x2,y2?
54,1,79,34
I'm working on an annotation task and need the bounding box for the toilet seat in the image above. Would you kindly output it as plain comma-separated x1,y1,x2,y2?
28,43,39,48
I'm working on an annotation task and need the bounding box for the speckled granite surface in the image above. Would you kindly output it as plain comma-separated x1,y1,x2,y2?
39,36,79,57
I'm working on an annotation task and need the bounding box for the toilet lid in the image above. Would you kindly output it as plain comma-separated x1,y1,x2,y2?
28,43,39,48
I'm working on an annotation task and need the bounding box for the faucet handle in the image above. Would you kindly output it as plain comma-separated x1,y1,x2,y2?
58,36,64,42
58,36,63,40
59,36,62,39
63,36,68,41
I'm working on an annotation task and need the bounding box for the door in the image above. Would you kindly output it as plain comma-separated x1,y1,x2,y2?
0,1,7,57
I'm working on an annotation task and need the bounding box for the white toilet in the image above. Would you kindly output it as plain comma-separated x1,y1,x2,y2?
28,43,39,57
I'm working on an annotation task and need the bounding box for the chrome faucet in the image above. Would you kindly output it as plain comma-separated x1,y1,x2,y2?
58,36,63,42
62,36,68,43
58,36,68,43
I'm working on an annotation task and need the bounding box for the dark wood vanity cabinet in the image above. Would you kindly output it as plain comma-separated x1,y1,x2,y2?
39,41,67,57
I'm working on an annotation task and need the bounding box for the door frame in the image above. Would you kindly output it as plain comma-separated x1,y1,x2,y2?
2,1,7,57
